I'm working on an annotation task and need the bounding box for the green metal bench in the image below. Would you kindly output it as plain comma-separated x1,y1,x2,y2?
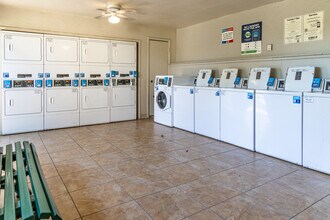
0,141,62,220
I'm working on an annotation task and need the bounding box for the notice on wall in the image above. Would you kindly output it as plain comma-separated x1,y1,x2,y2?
241,22,262,55
304,11,324,42
222,27,234,44
284,16,302,44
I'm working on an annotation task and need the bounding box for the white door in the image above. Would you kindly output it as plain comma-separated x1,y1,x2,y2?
173,86,194,133
81,87,109,110
3,32,43,62
112,87,135,107
45,36,78,63
303,93,330,174
255,91,303,165
46,88,78,112
149,39,169,115
5,90,42,116
111,41,136,65
81,39,109,64
194,88,220,139
220,89,255,150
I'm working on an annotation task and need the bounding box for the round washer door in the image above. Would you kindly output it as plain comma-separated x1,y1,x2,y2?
156,91,170,110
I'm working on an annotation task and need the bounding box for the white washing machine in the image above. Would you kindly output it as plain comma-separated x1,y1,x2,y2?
220,67,271,151
44,68,80,130
154,75,195,127
110,76,137,122
256,66,315,165
80,68,110,125
303,79,330,174
1,31,44,134
194,71,223,140
174,70,212,133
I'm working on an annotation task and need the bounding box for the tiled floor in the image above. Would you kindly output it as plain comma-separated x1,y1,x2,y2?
1,119,330,220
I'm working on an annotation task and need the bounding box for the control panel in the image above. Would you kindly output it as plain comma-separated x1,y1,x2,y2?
241,78,249,89
324,79,330,93
112,78,135,87
13,80,34,88
54,80,72,87
88,79,103,86
277,79,285,91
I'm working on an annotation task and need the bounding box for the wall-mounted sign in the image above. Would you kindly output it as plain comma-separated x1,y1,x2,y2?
304,11,324,42
284,16,302,44
241,22,262,55
222,27,234,44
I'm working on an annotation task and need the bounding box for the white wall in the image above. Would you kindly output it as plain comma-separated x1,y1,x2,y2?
176,0,330,62
0,5,177,118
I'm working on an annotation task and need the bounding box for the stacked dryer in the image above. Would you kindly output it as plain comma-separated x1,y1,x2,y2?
110,41,137,122
220,67,271,151
44,35,80,129
256,66,315,165
1,31,44,134
79,38,110,126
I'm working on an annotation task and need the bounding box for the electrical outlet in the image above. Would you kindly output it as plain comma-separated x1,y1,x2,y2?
267,44,273,51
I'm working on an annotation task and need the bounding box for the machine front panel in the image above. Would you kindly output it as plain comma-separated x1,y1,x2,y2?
45,37,79,63
112,87,136,107
81,87,109,110
81,40,109,64
4,90,42,116
46,88,78,112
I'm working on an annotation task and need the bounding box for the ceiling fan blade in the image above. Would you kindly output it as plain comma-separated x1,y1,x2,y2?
94,15,103,19
117,14,129,19
97,8,107,12
118,9,137,14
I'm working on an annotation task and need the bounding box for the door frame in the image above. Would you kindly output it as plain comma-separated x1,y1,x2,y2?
147,37,171,117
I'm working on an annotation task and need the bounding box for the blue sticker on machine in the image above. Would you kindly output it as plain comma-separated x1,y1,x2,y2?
46,80,53,87
215,90,220,96
38,73,44,78
35,80,43,88
81,79,87,87
104,79,110,86
190,88,194,94
45,73,51,78
3,72,9,78
293,96,301,104
4,80,12,88
247,92,254,99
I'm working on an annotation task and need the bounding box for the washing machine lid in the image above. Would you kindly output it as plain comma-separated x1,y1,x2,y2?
156,90,171,111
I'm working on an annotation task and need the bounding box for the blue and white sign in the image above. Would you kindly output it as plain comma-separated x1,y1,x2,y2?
293,96,301,104
241,22,262,55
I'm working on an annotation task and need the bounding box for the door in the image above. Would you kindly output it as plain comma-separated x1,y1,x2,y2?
195,88,220,140
112,87,135,107
81,87,109,110
3,32,43,62
111,41,136,65
5,90,42,116
149,39,169,115
45,36,78,63
46,88,78,112
81,39,109,64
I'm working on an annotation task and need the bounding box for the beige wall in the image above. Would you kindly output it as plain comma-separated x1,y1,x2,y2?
176,0,330,63
0,5,177,118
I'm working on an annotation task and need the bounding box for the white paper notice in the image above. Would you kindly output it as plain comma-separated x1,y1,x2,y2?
284,16,302,44
304,11,324,42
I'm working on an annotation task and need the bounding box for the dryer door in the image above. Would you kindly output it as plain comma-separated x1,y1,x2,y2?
112,87,135,107
81,87,109,110
5,89,42,116
46,88,79,112
156,91,171,111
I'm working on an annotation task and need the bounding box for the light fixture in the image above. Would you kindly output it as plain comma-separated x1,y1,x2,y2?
108,15,120,24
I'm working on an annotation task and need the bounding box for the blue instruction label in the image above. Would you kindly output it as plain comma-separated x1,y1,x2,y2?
247,92,254,99
190,89,194,94
215,90,220,96
293,96,301,104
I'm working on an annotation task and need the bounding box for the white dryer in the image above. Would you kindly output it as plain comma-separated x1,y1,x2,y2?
110,76,137,122
303,79,330,174
1,31,44,134
44,68,79,130
80,68,110,125
154,75,194,127
220,67,271,151
256,66,315,165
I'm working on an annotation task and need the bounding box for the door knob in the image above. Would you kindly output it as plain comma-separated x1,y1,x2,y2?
150,80,153,83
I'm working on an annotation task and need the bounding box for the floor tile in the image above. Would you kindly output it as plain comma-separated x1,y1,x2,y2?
82,201,152,220
185,209,222,220
49,148,87,163
137,154,182,170
91,151,132,166
211,194,288,220
61,167,112,192
137,187,205,220
55,156,99,175
117,171,173,199
210,150,257,168
161,163,203,186
45,140,81,153
190,141,236,156
166,149,205,162
185,157,232,176
102,160,151,180
70,182,132,216
54,193,81,220
293,195,330,220
82,143,118,156
46,175,68,197
174,136,215,148
41,163,59,179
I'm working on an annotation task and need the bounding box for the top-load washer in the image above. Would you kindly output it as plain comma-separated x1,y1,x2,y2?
256,66,315,164
220,67,271,151
154,75,195,127
303,78,330,174
1,31,44,134
44,68,79,129
174,69,213,133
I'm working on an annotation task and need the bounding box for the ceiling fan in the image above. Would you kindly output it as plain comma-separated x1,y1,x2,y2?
96,4,136,24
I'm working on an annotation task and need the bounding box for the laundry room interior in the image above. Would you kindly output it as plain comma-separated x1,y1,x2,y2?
0,0,330,219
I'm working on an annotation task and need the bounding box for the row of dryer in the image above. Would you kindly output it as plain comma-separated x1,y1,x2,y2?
155,67,330,174
1,31,137,135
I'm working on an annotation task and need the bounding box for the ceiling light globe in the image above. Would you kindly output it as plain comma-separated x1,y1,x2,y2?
108,16,120,24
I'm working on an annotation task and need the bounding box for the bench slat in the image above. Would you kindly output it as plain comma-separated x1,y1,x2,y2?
4,144,16,219
23,142,51,219
15,142,35,220
30,143,62,220
0,147,3,186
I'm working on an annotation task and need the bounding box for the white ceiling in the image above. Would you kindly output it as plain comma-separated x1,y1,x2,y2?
0,0,284,28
